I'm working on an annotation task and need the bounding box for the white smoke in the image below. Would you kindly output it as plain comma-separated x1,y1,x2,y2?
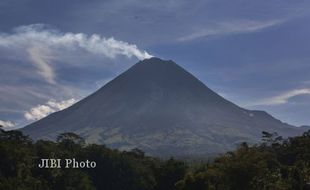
0,24,153,84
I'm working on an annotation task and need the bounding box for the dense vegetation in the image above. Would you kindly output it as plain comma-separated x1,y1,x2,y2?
0,127,309,190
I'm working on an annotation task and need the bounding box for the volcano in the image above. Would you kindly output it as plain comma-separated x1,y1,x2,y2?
22,57,306,157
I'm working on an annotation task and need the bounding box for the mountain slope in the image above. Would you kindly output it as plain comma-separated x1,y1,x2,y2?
22,57,306,156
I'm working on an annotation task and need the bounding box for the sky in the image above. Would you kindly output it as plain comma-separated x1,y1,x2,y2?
0,0,310,129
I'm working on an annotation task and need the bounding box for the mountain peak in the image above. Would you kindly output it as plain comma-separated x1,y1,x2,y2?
115,57,194,88
140,57,172,64
132,57,179,72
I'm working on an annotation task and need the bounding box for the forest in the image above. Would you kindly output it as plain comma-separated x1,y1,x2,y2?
0,127,309,190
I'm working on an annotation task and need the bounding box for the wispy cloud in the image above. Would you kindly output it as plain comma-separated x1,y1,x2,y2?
178,19,285,41
0,24,153,84
27,46,55,84
301,80,310,85
0,120,15,128
255,88,310,106
24,98,77,121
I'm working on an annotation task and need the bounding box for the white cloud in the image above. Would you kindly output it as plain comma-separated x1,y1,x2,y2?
178,19,284,41
0,120,15,128
24,98,77,121
0,24,153,83
46,99,77,110
255,88,310,106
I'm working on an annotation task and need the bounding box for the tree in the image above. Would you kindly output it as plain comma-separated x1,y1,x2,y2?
155,158,187,190
56,132,85,145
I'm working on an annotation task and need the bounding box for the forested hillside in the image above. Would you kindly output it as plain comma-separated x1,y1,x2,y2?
1,127,309,190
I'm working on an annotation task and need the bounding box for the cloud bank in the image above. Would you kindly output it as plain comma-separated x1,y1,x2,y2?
24,98,77,121
0,24,153,84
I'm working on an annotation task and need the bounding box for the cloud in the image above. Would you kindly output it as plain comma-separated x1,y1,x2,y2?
24,98,77,121
27,46,56,84
0,120,15,128
178,19,284,41
0,24,153,83
255,88,310,106
301,80,310,85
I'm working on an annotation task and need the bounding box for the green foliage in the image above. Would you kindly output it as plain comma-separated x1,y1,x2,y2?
176,131,310,190
0,129,310,190
155,158,187,190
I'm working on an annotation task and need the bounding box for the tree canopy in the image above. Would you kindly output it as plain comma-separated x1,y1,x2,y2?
0,128,309,190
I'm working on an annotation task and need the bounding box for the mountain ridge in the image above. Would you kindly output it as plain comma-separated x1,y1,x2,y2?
22,57,307,157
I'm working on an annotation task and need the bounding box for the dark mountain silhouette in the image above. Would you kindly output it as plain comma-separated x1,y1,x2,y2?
22,57,307,157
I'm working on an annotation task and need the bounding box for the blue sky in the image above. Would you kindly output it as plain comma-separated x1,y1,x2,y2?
0,0,310,128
